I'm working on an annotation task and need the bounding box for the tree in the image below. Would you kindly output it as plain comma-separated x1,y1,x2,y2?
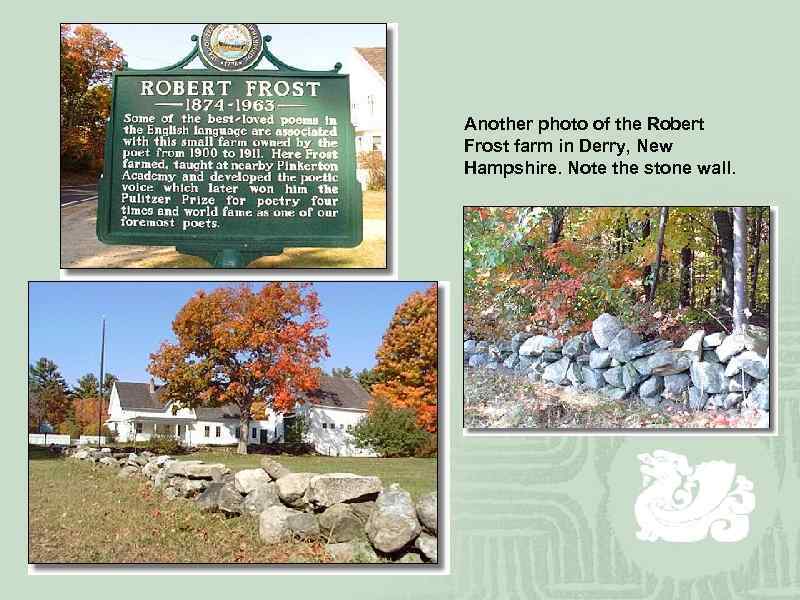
331,366,354,378
647,207,669,302
356,367,383,392
148,284,329,454
28,358,69,395
371,284,438,432
28,358,72,432
351,398,430,457
749,207,765,309
732,207,748,332
74,373,100,399
73,396,109,434
713,209,734,308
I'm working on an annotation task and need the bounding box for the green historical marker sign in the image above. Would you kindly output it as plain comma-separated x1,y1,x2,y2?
97,24,362,267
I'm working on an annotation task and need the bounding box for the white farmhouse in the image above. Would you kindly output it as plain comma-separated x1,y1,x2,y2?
349,47,386,187
105,376,376,457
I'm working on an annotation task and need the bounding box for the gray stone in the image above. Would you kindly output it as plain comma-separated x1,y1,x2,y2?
347,500,377,523
261,457,291,480
415,492,437,534
485,361,499,371
722,393,744,409
276,472,318,509
639,376,664,398
511,332,534,353
688,386,707,410
468,354,489,368
515,356,533,373
172,477,208,497
195,482,224,512
728,373,754,392
562,335,583,358
622,363,645,392
566,361,584,386
589,349,612,369
582,367,606,390
398,552,424,563
476,341,489,353
184,462,230,481
541,351,562,362
163,486,181,500
725,351,768,380
608,329,643,363
415,532,437,562
319,504,363,543
365,484,422,554
663,373,691,396
641,394,661,409
603,366,624,388
632,356,654,376
99,456,119,468
576,354,591,365
690,361,727,394
118,465,139,479
682,330,705,358
716,334,747,363
743,324,769,356
749,380,769,411
519,335,561,357
702,350,721,363
234,468,272,494
242,482,281,515
527,371,542,383
581,331,598,353
497,341,513,355
626,339,674,360
602,386,628,401
217,484,244,516
259,505,320,544
592,313,624,348
543,357,571,384
702,332,726,348
325,541,379,563
164,460,205,477
305,473,383,508
649,350,693,375
463,340,477,355
503,354,519,369
127,453,148,467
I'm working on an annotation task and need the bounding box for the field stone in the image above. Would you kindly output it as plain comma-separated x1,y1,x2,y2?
627,339,673,360
195,482,224,513
543,357,571,384
602,386,628,401
511,332,534,353
622,363,645,392
690,361,726,393
749,380,769,411
649,350,693,375
639,375,664,398
702,350,721,363
566,361,584,386
641,395,661,409
366,483,422,554
663,373,691,396
217,484,244,516
541,351,562,362
398,552,424,563
172,477,208,498
276,472,318,508
100,456,120,468
318,503,363,543
234,468,272,494
463,340,477,355
164,460,205,477
603,366,624,388
468,354,489,368
582,367,606,390
743,324,769,356
185,463,230,481
688,386,708,410
608,329,643,363
562,335,583,357
259,505,320,544
728,373,754,392
632,356,653,376
725,351,768,379
118,465,139,479
142,462,160,477
325,541,379,563
415,492,437,534
415,532,437,562
716,334,747,362
519,335,561,357
305,473,383,508
163,486,181,500
592,313,624,348
703,332,726,348
346,500,377,523
261,457,292,481
723,393,744,409
503,354,519,369
589,349,612,369
242,482,281,515
682,330,705,358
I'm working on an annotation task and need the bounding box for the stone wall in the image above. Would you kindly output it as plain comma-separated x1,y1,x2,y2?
465,312,769,424
65,448,437,564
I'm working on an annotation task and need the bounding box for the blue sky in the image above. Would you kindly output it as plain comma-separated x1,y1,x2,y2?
88,23,386,73
29,282,430,388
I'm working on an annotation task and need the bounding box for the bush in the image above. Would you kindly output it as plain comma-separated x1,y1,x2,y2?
352,398,429,457
146,433,182,455
81,423,114,438
56,419,82,439
357,150,385,190
414,433,438,458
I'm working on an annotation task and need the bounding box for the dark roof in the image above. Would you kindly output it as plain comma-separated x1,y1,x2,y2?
301,375,372,411
195,404,240,420
355,47,386,81
114,381,165,410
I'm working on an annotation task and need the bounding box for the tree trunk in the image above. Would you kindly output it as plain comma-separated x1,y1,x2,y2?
641,217,652,298
732,207,748,332
648,207,669,303
713,209,734,308
548,207,565,244
238,409,249,455
749,207,764,310
679,246,693,308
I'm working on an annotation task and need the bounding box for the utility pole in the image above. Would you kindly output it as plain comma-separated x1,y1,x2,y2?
97,317,106,448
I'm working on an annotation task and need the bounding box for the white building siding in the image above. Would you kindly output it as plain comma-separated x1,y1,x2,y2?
297,404,376,457
349,48,386,188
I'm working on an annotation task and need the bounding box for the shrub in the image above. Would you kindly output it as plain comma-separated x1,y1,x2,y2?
284,413,309,443
146,433,182,455
352,398,429,457
357,150,385,190
414,433,438,458
81,423,114,438
56,419,83,439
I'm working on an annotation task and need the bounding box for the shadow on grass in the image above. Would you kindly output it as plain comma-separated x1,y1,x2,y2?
28,446,64,460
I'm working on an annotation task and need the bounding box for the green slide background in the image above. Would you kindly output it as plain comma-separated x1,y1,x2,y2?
8,1,800,597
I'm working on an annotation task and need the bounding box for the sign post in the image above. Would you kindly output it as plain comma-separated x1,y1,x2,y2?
96,24,363,267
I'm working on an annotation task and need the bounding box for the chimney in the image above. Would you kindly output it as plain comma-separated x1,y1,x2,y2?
149,378,156,394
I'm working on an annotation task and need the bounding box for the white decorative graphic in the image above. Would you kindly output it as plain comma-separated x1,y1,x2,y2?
635,450,755,543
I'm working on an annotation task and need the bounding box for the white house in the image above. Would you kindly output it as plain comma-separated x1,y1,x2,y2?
349,47,386,188
105,376,376,457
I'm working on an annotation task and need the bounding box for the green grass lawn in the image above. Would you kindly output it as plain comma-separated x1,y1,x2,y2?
28,448,436,563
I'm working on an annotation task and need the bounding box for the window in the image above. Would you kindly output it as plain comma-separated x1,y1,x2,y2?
135,422,142,434
252,427,257,438
215,426,221,438
346,424,353,432
204,425,210,437
235,427,240,438
322,423,327,429
372,135,382,151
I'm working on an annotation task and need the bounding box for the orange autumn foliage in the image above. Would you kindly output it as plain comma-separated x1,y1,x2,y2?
148,284,329,448
73,396,109,433
371,284,438,433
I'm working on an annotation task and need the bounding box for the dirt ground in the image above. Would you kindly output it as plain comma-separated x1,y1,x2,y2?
60,190,387,269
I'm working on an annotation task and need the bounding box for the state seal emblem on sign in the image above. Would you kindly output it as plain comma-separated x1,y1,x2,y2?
199,24,263,71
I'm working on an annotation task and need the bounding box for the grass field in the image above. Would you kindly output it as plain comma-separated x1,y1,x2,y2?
28,448,436,563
